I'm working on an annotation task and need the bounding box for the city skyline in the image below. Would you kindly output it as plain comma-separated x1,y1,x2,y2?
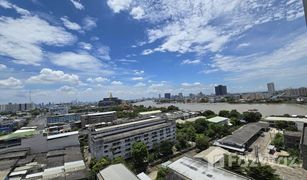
0,0,307,103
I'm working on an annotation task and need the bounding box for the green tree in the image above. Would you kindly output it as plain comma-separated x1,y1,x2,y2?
159,141,173,157
223,154,245,175
156,167,170,180
229,109,241,118
193,118,208,133
132,142,149,172
242,111,262,123
202,110,216,117
112,156,125,164
271,133,284,150
181,125,196,141
175,131,189,150
91,157,110,173
246,164,280,180
218,110,230,118
195,134,209,150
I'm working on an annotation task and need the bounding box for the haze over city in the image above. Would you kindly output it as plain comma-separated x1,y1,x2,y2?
0,0,306,103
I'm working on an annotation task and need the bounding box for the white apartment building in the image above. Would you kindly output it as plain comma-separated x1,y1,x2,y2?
89,116,176,160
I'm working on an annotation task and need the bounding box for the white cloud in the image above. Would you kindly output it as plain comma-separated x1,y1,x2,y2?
131,77,144,81
83,16,97,30
211,34,307,81
111,81,123,85
78,42,92,50
0,0,30,15
181,59,201,65
135,82,146,87
87,77,109,83
142,49,154,55
130,6,144,20
133,70,144,75
107,0,132,13
106,0,304,55
181,82,201,87
48,51,103,71
57,85,77,94
0,15,75,65
70,0,84,10
96,46,111,60
27,68,80,84
0,77,23,89
0,64,7,70
237,43,250,48
60,16,82,31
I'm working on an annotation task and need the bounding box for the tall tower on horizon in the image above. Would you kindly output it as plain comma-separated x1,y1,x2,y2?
267,82,275,93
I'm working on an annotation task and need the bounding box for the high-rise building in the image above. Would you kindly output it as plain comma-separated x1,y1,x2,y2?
215,85,227,96
267,82,275,93
164,93,171,99
178,93,183,98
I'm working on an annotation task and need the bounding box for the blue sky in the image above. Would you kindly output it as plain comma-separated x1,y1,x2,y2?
0,0,306,103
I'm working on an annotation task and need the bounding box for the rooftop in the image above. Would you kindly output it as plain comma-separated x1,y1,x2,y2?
97,163,139,180
0,128,37,141
193,146,229,165
207,116,229,123
83,111,116,117
47,131,78,140
263,116,307,123
176,116,206,124
217,122,269,148
139,110,162,115
167,156,249,180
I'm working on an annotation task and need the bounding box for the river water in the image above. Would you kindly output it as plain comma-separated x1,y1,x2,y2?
134,101,307,116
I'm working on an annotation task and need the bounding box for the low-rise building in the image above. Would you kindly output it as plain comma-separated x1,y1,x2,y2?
97,163,139,180
167,156,249,180
207,116,230,125
89,116,176,160
81,111,117,128
214,122,269,153
47,113,81,126
262,116,307,131
283,131,301,149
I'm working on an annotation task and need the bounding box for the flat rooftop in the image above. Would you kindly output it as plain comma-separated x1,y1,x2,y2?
83,111,116,116
97,163,138,180
207,116,228,123
217,122,269,148
176,116,206,124
95,116,163,132
284,131,301,137
167,156,248,180
0,128,37,141
139,110,162,115
263,116,307,123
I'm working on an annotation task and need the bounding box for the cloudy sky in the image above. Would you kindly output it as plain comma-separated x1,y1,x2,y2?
0,0,306,103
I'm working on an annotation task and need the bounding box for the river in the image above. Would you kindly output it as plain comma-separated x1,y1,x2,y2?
134,101,307,116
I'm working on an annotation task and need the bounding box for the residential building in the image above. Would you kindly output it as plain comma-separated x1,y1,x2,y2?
81,111,117,128
48,105,69,115
167,156,249,180
215,85,227,96
285,87,307,97
267,82,275,93
89,116,176,160
283,131,301,149
0,103,34,113
164,93,171,99
300,124,307,170
47,113,81,126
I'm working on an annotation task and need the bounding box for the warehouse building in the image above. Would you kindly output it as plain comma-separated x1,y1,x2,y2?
81,111,117,128
262,116,307,131
214,122,269,153
89,116,176,159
